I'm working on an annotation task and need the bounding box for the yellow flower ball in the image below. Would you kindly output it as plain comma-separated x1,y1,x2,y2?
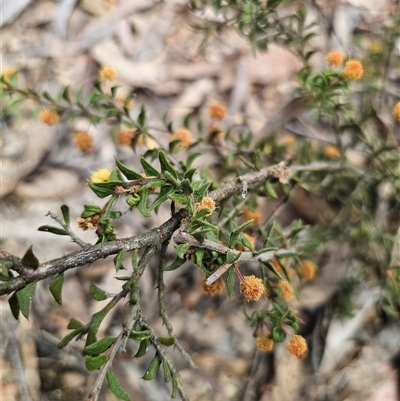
392,102,400,122
326,50,345,67
341,60,364,81
195,197,216,215
39,109,60,125
287,335,308,358
209,102,227,120
256,335,274,352
202,278,224,296
74,132,93,152
99,66,117,81
171,128,193,149
240,275,265,301
90,168,111,183
297,260,317,281
324,144,341,159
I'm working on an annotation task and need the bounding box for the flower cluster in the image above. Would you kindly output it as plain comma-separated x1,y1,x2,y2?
326,50,344,67
195,197,216,215
202,278,224,296
256,334,274,352
90,169,111,183
98,66,117,81
39,109,60,125
77,215,100,231
286,335,308,358
171,128,193,149
341,60,364,81
209,102,227,120
240,275,265,301
74,132,93,152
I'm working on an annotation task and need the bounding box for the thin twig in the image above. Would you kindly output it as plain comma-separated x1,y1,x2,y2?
46,211,89,248
158,241,197,369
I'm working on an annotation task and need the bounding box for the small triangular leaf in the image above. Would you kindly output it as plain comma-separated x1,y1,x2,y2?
49,273,64,305
21,246,39,269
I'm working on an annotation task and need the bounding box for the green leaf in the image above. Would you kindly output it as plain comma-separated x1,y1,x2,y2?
186,152,202,169
90,282,108,301
114,249,127,272
115,159,143,180
142,355,161,381
193,182,210,202
21,246,39,269
162,359,172,383
58,328,84,349
60,204,70,225
226,266,236,298
159,150,178,179
229,220,254,248
168,192,188,205
8,293,20,320
164,257,186,272
137,104,146,127
174,243,190,259
16,282,37,319
84,336,115,356
238,155,255,170
163,170,181,188
265,180,278,199
61,86,71,103
129,330,152,341
141,157,159,177
137,188,151,217
158,336,176,347
134,339,149,358
226,251,241,264
149,185,174,211
67,317,84,329
171,372,178,398
86,302,115,346
81,204,102,217
271,326,286,343
88,181,120,199
38,225,68,236
183,168,197,182
85,354,109,371
106,368,131,401
49,273,64,305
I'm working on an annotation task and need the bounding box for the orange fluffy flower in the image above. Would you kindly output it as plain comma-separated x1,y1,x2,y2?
209,102,227,120
203,278,224,296
326,50,345,67
341,60,364,80
240,275,265,301
256,335,274,352
172,128,193,149
392,102,400,122
74,132,93,152
287,335,308,358
39,109,60,125
99,66,117,81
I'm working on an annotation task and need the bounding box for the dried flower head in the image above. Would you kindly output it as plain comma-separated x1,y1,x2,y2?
275,279,294,301
297,260,317,281
270,162,291,184
90,169,111,183
39,109,60,125
326,50,345,67
116,129,137,147
74,132,93,152
256,335,274,352
195,197,216,215
324,144,341,159
203,277,224,296
2,67,17,80
341,60,364,81
172,128,193,149
240,275,265,302
209,102,227,120
77,215,100,231
99,66,117,81
242,206,261,226
287,335,308,358
392,102,400,122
